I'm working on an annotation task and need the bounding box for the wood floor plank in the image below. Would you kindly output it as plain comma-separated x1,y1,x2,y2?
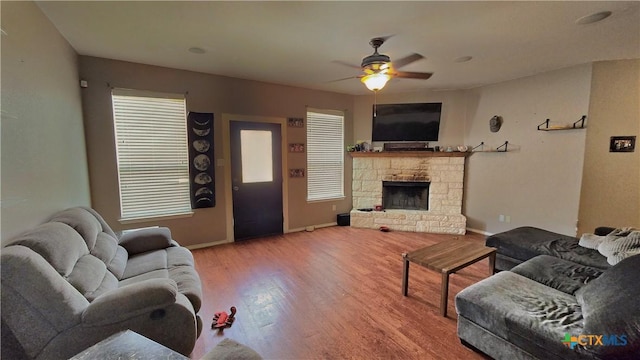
190,227,490,359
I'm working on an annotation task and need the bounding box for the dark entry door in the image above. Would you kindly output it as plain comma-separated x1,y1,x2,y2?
230,120,283,240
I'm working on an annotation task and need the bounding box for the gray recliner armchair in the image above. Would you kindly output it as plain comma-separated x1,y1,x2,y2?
1,207,203,359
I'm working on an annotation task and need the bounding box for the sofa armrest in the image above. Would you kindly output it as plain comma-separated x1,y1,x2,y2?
119,227,173,255
82,278,178,326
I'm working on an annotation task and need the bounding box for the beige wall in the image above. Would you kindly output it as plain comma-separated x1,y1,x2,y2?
578,60,640,234
463,64,592,236
78,56,353,247
1,2,91,244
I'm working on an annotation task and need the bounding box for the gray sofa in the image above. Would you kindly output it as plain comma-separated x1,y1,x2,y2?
485,226,611,271
455,227,639,359
1,207,203,359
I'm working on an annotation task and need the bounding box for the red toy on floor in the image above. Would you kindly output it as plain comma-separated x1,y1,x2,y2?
212,306,237,329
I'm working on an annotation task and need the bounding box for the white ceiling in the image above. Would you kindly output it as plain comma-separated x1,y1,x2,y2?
36,1,640,95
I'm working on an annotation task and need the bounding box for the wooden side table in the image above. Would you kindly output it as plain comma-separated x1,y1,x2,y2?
402,239,496,317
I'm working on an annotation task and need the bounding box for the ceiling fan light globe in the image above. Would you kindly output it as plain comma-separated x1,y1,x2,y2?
361,73,390,91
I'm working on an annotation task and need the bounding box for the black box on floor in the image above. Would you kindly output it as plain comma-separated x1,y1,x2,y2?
337,213,350,226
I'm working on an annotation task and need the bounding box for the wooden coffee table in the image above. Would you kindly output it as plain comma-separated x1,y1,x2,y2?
402,239,496,317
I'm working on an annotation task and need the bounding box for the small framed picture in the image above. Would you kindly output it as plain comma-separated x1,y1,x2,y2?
609,136,636,152
289,168,305,178
288,143,305,153
288,117,304,128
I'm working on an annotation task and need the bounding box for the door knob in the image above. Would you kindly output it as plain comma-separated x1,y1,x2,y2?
233,186,239,191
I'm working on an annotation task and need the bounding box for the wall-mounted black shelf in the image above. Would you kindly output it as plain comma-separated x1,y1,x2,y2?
472,141,510,152
537,115,587,131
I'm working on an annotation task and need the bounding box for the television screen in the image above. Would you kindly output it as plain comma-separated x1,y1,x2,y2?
372,103,442,141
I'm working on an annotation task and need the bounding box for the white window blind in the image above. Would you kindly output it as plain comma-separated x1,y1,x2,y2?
111,89,192,221
306,109,345,201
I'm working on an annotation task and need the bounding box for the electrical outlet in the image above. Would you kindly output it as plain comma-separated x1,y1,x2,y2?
332,205,337,211
499,214,505,222
505,215,511,223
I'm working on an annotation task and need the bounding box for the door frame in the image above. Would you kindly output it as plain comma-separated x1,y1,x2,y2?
222,114,289,242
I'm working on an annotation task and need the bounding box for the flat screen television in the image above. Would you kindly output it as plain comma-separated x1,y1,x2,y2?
372,102,442,142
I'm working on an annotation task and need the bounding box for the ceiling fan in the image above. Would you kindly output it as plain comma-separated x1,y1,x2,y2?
333,37,433,91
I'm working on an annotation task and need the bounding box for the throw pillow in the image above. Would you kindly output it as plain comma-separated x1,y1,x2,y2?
596,228,635,257
578,233,605,249
597,231,640,265
575,254,640,357
608,249,640,266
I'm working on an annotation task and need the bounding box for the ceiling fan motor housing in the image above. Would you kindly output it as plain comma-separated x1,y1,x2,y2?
362,37,391,71
361,53,391,70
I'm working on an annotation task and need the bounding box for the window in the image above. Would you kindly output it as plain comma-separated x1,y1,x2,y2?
111,89,192,221
240,130,273,183
306,109,345,201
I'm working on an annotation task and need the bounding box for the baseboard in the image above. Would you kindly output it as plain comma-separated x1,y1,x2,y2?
189,223,339,248
287,222,337,233
186,239,232,250
466,227,493,236
315,222,337,229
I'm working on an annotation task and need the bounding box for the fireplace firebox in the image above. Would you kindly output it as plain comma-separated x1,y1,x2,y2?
382,181,430,210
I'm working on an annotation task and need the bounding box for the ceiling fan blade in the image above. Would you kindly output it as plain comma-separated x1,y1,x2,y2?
392,53,425,69
326,75,361,83
372,35,394,43
395,71,433,80
331,60,361,69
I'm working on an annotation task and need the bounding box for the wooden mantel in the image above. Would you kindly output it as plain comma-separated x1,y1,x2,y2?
348,151,470,158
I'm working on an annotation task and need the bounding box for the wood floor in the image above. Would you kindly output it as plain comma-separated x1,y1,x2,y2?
190,227,491,359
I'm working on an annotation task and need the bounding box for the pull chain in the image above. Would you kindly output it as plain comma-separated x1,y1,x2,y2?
373,90,378,117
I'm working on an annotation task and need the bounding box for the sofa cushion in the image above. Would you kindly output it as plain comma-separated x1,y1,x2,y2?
122,250,168,279
49,207,103,251
456,271,585,359
80,207,119,239
49,207,128,279
91,232,128,279
575,254,640,358
486,226,610,269
9,222,89,277
67,255,119,301
511,255,603,295
119,269,170,287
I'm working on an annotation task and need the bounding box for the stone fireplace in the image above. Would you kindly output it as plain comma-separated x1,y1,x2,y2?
350,152,467,234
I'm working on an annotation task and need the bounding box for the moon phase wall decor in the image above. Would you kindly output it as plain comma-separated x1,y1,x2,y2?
187,112,215,208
